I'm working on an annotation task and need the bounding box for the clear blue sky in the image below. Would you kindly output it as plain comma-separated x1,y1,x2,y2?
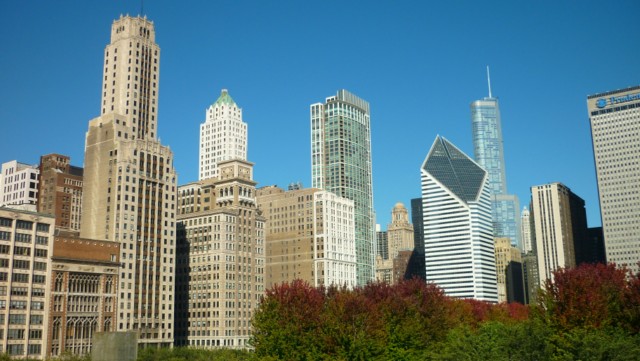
1,1,638,228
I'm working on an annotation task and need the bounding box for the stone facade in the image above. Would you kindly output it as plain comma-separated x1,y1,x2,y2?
175,160,265,349
47,235,119,357
256,186,356,289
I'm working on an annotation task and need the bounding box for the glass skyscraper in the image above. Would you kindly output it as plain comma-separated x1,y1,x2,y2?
470,80,521,249
311,90,375,286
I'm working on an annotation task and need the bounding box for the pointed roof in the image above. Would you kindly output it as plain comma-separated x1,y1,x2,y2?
214,89,236,107
422,136,487,203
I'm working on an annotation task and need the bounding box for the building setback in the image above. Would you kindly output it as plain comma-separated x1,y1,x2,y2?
421,136,498,302
37,154,83,233
79,15,176,347
588,86,640,274
175,159,265,349
256,185,356,289
199,90,248,181
311,90,376,286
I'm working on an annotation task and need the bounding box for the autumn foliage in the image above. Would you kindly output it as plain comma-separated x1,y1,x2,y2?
538,262,640,333
251,264,640,360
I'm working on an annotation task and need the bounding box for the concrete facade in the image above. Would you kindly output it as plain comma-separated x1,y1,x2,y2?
588,86,640,274
199,90,248,180
256,186,356,289
494,237,522,303
0,161,39,210
175,159,265,349
80,15,176,347
531,183,586,282
0,207,54,358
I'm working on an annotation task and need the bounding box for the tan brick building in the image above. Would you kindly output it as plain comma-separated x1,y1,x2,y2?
494,237,521,303
38,154,83,233
256,185,356,289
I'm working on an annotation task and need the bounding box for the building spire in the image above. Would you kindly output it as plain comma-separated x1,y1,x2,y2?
487,65,492,98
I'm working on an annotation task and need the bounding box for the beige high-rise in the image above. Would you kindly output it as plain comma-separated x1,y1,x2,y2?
588,86,640,274
375,202,414,284
175,160,265,349
531,183,579,282
80,15,176,347
494,237,522,303
256,185,356,289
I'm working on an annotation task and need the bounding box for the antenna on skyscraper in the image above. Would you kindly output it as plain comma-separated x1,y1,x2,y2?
487,66,492,98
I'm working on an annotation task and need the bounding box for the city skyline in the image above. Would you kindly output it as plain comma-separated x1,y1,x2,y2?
1,1,639,228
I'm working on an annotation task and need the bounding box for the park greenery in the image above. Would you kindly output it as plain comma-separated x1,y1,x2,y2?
2,263,639,360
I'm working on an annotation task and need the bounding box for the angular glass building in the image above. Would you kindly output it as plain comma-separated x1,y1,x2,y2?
471,80,521,249
421,136,498,302
311,90,375,286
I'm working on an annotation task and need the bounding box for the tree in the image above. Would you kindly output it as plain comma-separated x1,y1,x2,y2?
538,263,635,331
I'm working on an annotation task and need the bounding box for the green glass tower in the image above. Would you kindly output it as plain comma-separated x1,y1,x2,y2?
311,90,375,286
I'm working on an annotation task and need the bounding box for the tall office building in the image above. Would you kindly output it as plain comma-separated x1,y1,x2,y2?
494,237,524,304
311,90,375,285
175,160,265,348
470,71,521,249
256,185,356,289
421,136,498,302
530,183,587,282
0,161,39,210
520,206,532,253
588,86,640,274
80,15,176,347
199,90,248,180
38,154,84,232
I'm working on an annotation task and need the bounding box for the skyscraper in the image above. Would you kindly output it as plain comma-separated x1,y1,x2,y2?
375,203,414,284
470,70,521,249
311,89,375,286
520,206,532,253
199,89,248,180
80,15,176,347
421,136,498,302
530,183,587,282
588,86,640,274
256,185,356,289
175,160,265,349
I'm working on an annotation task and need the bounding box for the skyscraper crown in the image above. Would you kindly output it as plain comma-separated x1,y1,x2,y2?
422,136,486,203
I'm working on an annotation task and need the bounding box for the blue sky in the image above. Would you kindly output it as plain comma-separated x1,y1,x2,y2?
1,1,638,228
